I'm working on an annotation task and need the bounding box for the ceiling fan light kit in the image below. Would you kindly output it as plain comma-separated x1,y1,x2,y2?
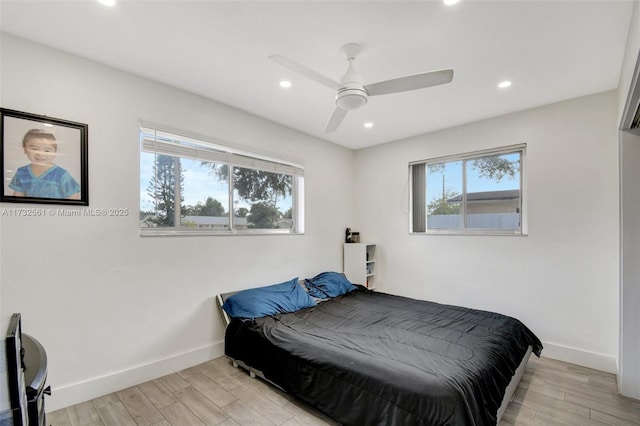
270,43,453,132
336,87,368,110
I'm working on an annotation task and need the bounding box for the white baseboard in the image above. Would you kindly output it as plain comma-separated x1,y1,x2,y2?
541,341,618,374
46,341,225,412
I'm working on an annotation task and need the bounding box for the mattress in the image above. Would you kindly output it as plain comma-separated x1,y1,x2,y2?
224,287,542,425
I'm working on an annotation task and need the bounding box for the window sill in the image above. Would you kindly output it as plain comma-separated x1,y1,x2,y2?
411,230,527,237
140,228,302,237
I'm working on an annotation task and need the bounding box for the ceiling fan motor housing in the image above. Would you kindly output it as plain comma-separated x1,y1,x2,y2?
336,84,368,110
336,56,368,110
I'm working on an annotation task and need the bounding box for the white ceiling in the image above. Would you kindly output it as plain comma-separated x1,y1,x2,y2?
0,1,634,150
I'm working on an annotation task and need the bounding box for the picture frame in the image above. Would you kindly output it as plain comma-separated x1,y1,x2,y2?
1,108,88,206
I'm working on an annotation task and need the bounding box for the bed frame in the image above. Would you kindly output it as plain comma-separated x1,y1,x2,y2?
215,290,531,424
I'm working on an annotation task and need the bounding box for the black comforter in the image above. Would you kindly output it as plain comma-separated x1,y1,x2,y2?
225,287,542,426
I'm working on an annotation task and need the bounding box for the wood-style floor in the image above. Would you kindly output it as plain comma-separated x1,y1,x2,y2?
47,355,640,426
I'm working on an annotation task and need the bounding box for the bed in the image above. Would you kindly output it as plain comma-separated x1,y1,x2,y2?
217,273,542,426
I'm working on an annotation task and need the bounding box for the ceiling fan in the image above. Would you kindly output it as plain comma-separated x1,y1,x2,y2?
269,43,454,132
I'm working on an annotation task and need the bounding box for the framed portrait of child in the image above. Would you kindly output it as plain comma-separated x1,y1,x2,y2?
1,108,88,206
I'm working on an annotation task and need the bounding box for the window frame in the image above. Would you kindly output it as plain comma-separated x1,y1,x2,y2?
139,123,304,236
409,144,527,236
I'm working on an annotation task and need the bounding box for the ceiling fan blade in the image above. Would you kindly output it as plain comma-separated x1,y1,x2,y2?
325,107,348,132
364,69,454,96
269,54,341,91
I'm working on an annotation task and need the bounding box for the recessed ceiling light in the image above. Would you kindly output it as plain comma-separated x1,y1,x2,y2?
443,0,460,5
498,80,512,89
279,80,292,89
97,0,116,6
364,122,374,129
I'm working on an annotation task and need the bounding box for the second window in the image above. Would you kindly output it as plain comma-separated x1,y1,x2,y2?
410,145,525,234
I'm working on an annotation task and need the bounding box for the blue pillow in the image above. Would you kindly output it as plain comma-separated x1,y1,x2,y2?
305,272,356,298
222,278,316,319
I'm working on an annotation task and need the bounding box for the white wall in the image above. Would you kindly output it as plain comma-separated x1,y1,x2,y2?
619,132,640,398
617,0,640,400
0,34,355,410
354,91,620,373
618,1,640,124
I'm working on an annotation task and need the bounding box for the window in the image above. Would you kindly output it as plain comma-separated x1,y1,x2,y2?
410,144,525,234
140,125,304,235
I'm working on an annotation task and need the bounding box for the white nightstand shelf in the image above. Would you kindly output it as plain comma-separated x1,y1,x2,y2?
344,243,377,290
